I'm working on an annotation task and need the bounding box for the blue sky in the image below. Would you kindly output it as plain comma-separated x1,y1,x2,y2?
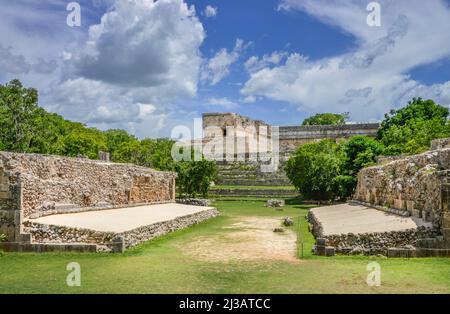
1,0,450,138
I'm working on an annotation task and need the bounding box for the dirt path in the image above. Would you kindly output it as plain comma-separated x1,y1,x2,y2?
181,216,300,264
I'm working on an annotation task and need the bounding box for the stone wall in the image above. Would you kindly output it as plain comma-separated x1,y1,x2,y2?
202,113,272,159
22,208,219,252
0,152,176,242
354,147,449,230
278,123,380,153
307,209,440,256
201,113,379,185
202,113,380,155
431,137,450,150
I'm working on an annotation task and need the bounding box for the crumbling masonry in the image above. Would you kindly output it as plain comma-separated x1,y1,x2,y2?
0,152,218,252
311,138,450,257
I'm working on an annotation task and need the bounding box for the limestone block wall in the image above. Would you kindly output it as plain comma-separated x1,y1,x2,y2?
354,146,450,230
0,165,21,241
431,138,450,150
203,113,380,156
0,152,176,241
202,113,272,157
278,123,380,153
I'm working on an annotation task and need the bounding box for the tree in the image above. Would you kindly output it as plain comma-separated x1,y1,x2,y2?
150,139,177,171
28,110,69,154
285,140,343,200
105,129,137,158
175,158,218,197
378,98,450,155
302,112,349,126
58,126,107,159
286,136,385,200
0,79,40,152
111,140,145,164
342,136,384,176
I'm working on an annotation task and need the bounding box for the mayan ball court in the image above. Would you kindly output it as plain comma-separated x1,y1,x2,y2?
0,152,218,253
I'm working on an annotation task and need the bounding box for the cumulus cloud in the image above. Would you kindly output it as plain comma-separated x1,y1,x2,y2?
242,0,450,121
241,95,257,104
47,77,172,137
207,97,238,109
245,51,288,73
201,39,249,86
45,0,207,137
70,0,204,91
203,5,218,18
0,45,32,75
32,58,58,74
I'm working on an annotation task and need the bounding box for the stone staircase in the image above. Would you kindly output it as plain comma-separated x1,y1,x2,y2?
216,161,292,186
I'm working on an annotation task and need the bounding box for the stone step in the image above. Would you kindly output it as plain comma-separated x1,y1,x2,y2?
0,242,98,253
416,237,446,249
219,173,288,179
210,189,297,197
218,178,292,186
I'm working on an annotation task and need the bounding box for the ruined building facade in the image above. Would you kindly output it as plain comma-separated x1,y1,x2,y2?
200,112,380,186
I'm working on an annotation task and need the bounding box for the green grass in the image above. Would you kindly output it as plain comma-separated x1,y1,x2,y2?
0,197,449,294
211,185,296,191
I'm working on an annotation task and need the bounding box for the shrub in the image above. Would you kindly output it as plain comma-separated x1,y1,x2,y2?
175,158,218,198
332,175,357,200
342,136,384,176
286,140,343,200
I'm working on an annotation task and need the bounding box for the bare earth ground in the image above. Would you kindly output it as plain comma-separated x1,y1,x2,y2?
180,216,300,264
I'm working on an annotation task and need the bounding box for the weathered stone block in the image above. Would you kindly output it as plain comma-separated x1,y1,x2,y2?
325,246,335,256
316,238,326,246
411,208,421,218
354,145,449,231
406,200,415,212
266,199,285,208
387,248,417,258
315,245,326,256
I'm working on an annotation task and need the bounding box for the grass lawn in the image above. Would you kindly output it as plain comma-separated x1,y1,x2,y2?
0,197,449,294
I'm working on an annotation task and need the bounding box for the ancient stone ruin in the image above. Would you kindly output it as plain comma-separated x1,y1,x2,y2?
200,112,380,186
310,138,450,257
0,152,218,252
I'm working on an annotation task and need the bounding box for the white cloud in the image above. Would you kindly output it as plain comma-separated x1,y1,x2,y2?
245,51,288,73
71,0,204,92
201,39,249,86
47,0,206,137
242,0,450,121
138,103,157,119
0,45,31,74
241,95,257,104
46,77,173,137
203,5,218,18
207,97,239,109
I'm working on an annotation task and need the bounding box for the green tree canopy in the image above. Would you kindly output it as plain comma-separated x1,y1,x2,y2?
0,79,40,152
176,158,218,198
302,112,349,126
378,98,450,154
285,140,343,200
342,135,384,176
58,126,107,159
105,129,138,156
